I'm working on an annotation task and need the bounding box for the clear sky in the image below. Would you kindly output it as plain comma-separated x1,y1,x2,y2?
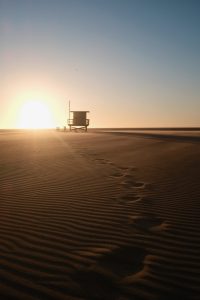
1,0,200,128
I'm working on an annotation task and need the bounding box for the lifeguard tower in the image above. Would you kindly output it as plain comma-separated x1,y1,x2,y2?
67,103,90,132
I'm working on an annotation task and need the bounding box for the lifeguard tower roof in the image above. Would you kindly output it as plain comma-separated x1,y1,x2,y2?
70,111,89,113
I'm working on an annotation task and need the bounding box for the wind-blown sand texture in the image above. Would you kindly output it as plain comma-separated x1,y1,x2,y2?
0,129,200,300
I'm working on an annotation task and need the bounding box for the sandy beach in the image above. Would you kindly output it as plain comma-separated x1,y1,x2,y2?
0,129,200,300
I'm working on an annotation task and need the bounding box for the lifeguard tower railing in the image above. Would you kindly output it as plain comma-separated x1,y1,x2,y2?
68,111,90,132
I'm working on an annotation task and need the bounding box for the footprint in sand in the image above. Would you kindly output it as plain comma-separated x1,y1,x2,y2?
109,172,124,179
118,166,130,171
128,215,168,232
120,179,145,189
116,166,137,173
71,245,147,299
109,165,137,179
94,158,112,165
94,245,147,278
118,193,142,204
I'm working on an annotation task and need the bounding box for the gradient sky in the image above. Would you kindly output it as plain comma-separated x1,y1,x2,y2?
1,0,200,128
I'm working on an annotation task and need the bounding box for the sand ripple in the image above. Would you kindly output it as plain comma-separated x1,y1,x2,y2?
0,130,200,299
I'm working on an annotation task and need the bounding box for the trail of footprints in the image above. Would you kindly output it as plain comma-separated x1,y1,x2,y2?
111,166,145,205
92,157,145,203
73,150,169,296
81,152,167,233
85,153,167,232
92,154,168,233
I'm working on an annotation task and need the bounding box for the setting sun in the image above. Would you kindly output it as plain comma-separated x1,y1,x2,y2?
18,100,54,129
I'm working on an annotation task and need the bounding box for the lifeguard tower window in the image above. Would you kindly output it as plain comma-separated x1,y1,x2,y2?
68,111,90,132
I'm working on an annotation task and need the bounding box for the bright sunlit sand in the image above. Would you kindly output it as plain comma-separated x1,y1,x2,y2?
17,100,55,129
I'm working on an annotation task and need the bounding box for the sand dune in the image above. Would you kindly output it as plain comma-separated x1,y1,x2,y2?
0,130,200,299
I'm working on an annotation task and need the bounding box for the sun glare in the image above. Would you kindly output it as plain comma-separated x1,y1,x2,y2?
18,100,54,129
